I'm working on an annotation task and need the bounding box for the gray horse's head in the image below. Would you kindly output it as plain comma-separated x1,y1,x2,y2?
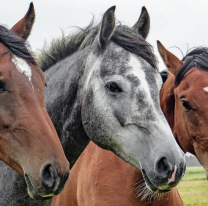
81,6,185,193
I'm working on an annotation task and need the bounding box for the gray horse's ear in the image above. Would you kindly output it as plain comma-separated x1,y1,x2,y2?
11,2,35,40
99,6,116,47
132,7,150,39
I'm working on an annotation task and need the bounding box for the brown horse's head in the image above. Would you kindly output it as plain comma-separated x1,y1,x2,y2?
0,3,69,199
158,41,208,179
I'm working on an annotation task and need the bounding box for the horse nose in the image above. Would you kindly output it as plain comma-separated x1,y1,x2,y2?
154,157,173,180
40,163,59,189
40,163,69,194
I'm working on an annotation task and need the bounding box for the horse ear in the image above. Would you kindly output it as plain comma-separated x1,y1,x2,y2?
157,40,183,76
132,7,150,39
11,2,35,41
99,6,116,47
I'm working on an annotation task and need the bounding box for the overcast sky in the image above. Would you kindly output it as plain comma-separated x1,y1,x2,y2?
1,0,208,70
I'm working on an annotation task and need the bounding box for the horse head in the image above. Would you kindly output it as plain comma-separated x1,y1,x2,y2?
158,40,208,179
81,6,185,193
0,3,69,199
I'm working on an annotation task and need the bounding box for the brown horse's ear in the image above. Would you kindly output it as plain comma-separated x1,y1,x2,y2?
157,40,183,76
132,7,150,39
11,2,35,40
99,6,116,47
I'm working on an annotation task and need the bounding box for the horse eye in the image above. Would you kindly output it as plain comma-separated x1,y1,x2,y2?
0,81,6,93
106,82,122,93
180,100,192,111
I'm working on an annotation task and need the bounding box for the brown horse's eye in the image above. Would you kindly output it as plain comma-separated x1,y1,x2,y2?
106,82,122,93
180,100,192,111
0,81,6,93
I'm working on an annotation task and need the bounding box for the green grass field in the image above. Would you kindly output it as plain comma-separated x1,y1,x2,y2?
177,167,208,206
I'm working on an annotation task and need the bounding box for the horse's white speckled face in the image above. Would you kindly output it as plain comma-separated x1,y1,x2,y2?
82,41,185,192
81,5,185,193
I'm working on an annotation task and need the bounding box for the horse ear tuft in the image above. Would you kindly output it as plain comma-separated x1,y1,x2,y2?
99,6,116,47
11,2,35,40
132,7,150,39
157,40,183,76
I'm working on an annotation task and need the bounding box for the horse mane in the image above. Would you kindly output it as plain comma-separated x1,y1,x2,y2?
160,70,170,84
0,25,36,65
175,47,208,86
39,19,158,72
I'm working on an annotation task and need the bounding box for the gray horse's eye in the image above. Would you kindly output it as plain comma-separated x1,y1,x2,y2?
106,82,122,93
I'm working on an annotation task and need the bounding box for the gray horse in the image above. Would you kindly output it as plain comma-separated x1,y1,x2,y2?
0,6,185,206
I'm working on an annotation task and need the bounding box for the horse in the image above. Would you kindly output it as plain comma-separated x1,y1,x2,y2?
0,2,69,201
0,5,185,206
52,141,184,206
158,41,208,179
51,7,185,206
43,5,185,191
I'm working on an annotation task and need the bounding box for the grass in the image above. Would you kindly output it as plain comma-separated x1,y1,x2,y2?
177,167,208,206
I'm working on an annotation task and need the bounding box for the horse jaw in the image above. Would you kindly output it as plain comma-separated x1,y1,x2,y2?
193,141,208,179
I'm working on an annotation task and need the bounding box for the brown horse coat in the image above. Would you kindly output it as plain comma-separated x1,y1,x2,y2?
157,41,208,175
52,142,183,206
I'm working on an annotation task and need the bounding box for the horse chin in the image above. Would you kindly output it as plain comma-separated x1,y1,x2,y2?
142,170,171,194
24,174,54,200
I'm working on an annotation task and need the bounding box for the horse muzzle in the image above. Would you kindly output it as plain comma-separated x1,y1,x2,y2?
24,162,70,200
141,156,186,193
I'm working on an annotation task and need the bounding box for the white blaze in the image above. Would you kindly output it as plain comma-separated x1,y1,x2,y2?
204,87,208,92
12,55,32,82
128,54,152,99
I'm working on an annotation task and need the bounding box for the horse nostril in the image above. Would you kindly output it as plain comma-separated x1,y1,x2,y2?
180,161,186,177
40,163,58,188
155,157,172,179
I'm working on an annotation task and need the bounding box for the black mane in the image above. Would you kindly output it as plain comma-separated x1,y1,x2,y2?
175,47,208,86
0,25,36,65
39,20,157,72
160,70,170,84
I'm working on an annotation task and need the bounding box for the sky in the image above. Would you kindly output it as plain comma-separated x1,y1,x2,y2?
1,0,208,70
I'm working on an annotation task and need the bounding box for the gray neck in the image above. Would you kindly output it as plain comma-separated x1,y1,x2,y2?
0,161,52,206
44,48,90,167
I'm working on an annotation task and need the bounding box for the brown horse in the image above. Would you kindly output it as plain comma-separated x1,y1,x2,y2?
158,41,208,178
52,8,184,206
52,142,183,206
0,3,69,200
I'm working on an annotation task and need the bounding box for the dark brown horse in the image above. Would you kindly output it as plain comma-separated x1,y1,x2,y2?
158,41,208,178
0,3,69,200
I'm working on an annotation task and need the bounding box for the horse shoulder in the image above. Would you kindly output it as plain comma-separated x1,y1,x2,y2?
52,141,183,206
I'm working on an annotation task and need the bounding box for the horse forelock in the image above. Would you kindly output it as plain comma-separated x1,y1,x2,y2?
0,25,36,65
39,19,158,72
175,47,208,86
